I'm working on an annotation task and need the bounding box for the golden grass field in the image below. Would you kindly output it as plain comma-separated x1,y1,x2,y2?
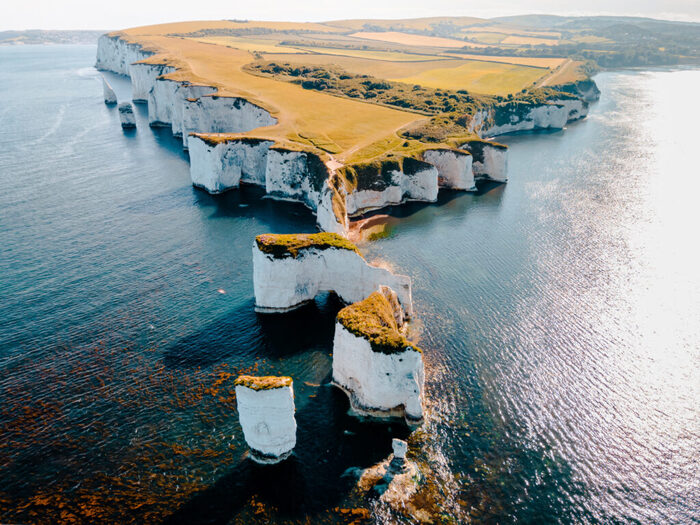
501,35,559,46
111,19,581,163
441,53,566,68
292,47,445,62
193,36,306,55
349,31,487,48
462,25,562,38
326,17,485,32
119,22,422,160
392,61,549,94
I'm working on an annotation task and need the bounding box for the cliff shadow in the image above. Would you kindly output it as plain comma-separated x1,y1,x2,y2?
197,184,318,232
162,293,342,369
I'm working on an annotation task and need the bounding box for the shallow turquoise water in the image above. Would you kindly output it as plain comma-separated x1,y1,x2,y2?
0,45,698,523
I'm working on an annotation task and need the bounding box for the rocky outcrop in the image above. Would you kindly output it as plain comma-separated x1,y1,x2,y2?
462,139,508,183
422,148,475,191
332,286,424,423
118,102,136,129
102,76,117,105
340,158,438,217
234,375,297,463
253,233,412,315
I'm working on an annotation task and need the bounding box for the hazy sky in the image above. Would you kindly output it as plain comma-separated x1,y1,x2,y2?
3,0,700,31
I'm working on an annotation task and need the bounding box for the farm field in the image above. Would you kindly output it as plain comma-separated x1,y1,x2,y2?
193,36,306,54
292,47,445,61
391,60,549,94
117,23,422,158
102,17,603,165
349,31,487,48
501,35,559,46
442,53,566,68
327,16,486,31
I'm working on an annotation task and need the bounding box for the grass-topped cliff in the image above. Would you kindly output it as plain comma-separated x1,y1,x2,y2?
337,291,421,355
255,232,361,259
101,18,604,169
234,375,293,390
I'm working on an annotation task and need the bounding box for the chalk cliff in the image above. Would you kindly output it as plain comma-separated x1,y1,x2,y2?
96,35,277,150
462,140,508,183
235,375,297,463
95,34,152,75
422,148,475,191
332,286,424,423
477,97,589,137
339,157,438,217
253,233,412,315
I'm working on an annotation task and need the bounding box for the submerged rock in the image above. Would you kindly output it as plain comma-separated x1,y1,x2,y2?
332,286,424,423
234,375,296,463
253,233,412,315
102,76,117,105
118,102,136,129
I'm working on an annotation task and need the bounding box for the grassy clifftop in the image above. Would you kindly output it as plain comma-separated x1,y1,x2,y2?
255,233,361,259
234,375,293,391
337,291,421,355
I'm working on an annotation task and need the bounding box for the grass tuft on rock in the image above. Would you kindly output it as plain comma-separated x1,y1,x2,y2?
337,292,421,355
255,232,361,259
234,375,293,391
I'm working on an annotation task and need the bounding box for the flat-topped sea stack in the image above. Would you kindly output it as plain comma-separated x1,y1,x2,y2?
332,286,424,423
234,375,296,463
253,233,412,315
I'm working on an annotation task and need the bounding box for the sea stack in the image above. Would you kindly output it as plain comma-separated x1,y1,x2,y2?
234,375,297,463
102,76,117,105
332,286,424,423
253,233,413,315
118,102,136,129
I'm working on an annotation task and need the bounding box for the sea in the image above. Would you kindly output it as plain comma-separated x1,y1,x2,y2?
1,44,698,524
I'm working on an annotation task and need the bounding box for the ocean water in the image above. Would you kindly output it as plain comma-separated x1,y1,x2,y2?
0,45,698,524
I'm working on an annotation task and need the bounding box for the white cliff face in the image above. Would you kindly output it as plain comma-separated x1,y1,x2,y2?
188,136,274,193
235,379,296,463
316,180,348,235
188,139,348,233
331,287,424,423
96,35,152,75
102,76,117,104
344,162,438,217
253,244,412,316
333,324,424,421
183,96,276,148
423,149,475,191
481,99,589,137
265,148,326,210
462,141,508,183
118,102,136,128
128,62,175,103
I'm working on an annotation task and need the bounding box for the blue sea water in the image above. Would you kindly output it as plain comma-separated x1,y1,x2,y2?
0,45,698,524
